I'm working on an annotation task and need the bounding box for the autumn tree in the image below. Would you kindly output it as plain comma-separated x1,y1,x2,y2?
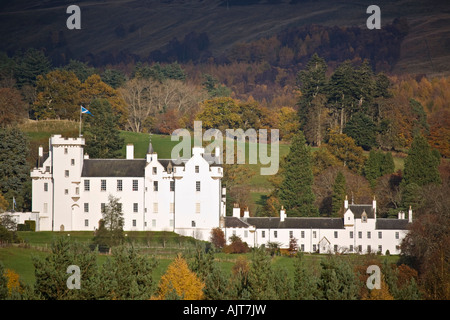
279,131,318,217
0,87,27,126
209,227,226,250
325,131,366,174
33,70,81,120
153,254,205,300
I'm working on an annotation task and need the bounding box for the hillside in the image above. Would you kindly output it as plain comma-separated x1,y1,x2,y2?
0,0,448,77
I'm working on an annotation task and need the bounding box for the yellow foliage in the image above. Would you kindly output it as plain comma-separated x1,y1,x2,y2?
4,269,22,295
152,254,204,300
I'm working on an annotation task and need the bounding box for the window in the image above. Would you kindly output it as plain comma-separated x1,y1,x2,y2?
191,221,196,227
45,166,50,173
169,219,173,227
195,165,199,173
395,232,399,239
289,231,293,238
313,231,317,238
262,231,265,238
43,203,48,213
367,245,371,253
313,244,317,252
84,203,89,213
132,219,136,227
378,231,382,239
350,231,354,239
44,183,48,192
334,231,338,238
350,245,354,252
152,167,157,175
301,244,305,252
153,202,158,213
274,231,278,238
75,187,79,195
71,159,75,166
101,179,106,191
117,180,122,191
152,219,156,227
358,245,362,252
358,231,362,239
170,181,175,192
132,179,138,191
301,231,305,238
170,203,174,213
195,202,200,213
378,245,382,253
153,181,158,192
65,189,68,195
65,170,69,177
133,203,138,213
84,180,90,191
196,181,201,192
334,245,338,252
367,231,371,239
85,219,89,227
64,148,68,154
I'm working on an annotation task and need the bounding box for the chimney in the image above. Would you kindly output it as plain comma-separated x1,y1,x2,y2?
344,195,348,209
244,207,249,218
84,154,89,159
215,146,221,164
232,203,240,218
373,196,377,219
280,206,286,222
398,211,405,219
408,206,413,223
38,146,43,158
126,144,134,159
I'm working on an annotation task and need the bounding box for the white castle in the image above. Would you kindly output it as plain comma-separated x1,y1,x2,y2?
27,134,411,254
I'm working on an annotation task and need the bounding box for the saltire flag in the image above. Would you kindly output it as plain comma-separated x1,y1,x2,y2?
81,105,93,116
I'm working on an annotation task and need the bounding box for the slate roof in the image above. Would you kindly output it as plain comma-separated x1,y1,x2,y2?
348,204,375,219
225,216,345,229
376,219,410,230
81,159,146,177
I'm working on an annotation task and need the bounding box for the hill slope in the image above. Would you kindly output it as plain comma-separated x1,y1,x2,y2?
0,0,448,76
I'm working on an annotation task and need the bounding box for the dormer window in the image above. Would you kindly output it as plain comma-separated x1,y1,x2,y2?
362,210,368,223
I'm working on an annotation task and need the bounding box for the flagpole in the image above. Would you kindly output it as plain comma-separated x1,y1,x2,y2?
79,106,82,137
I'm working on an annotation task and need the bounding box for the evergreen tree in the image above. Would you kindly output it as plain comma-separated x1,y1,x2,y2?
83,98,125,159
365,150,395,188
292,253,319,299
402,133,441,188
0,128,30,211
279,131,318,217
343,112,377,150
14,48,52,87
331,171,346,217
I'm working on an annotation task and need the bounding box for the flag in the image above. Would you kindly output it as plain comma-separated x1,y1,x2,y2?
81,105,93,116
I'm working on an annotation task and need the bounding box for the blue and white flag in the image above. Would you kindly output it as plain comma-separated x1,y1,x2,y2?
81,105,93,116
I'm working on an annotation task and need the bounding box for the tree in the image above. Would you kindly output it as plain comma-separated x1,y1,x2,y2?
14,48,52,87
62,59,95,82
101,68,127,89
365,150,395,188
99,245,158,300
223,235,250,254
0,87,27,126
202,73,231,98
325,131,366,174
0,128,30,211
93,194,124,248
152,254,204,300
209,227,226,250
279,131,318,217
331,171,346,217
292,253,319,299
343,112,377,150
83,99,125,159
32,237,100,300
33,70,81,120
402,133,441,188
297,53,328,146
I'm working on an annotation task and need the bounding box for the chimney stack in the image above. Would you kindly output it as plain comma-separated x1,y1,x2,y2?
126,144,134,159
408,206,413,223
344,195,348,209
38,146,43,158
232,203,240,218
244,207,249,218
280,206,286,222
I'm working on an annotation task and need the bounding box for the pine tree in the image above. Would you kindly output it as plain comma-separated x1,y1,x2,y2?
83,98,125,159
279,131,318,217
331,171,346,217
293,253,319,299
402,133,441,187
